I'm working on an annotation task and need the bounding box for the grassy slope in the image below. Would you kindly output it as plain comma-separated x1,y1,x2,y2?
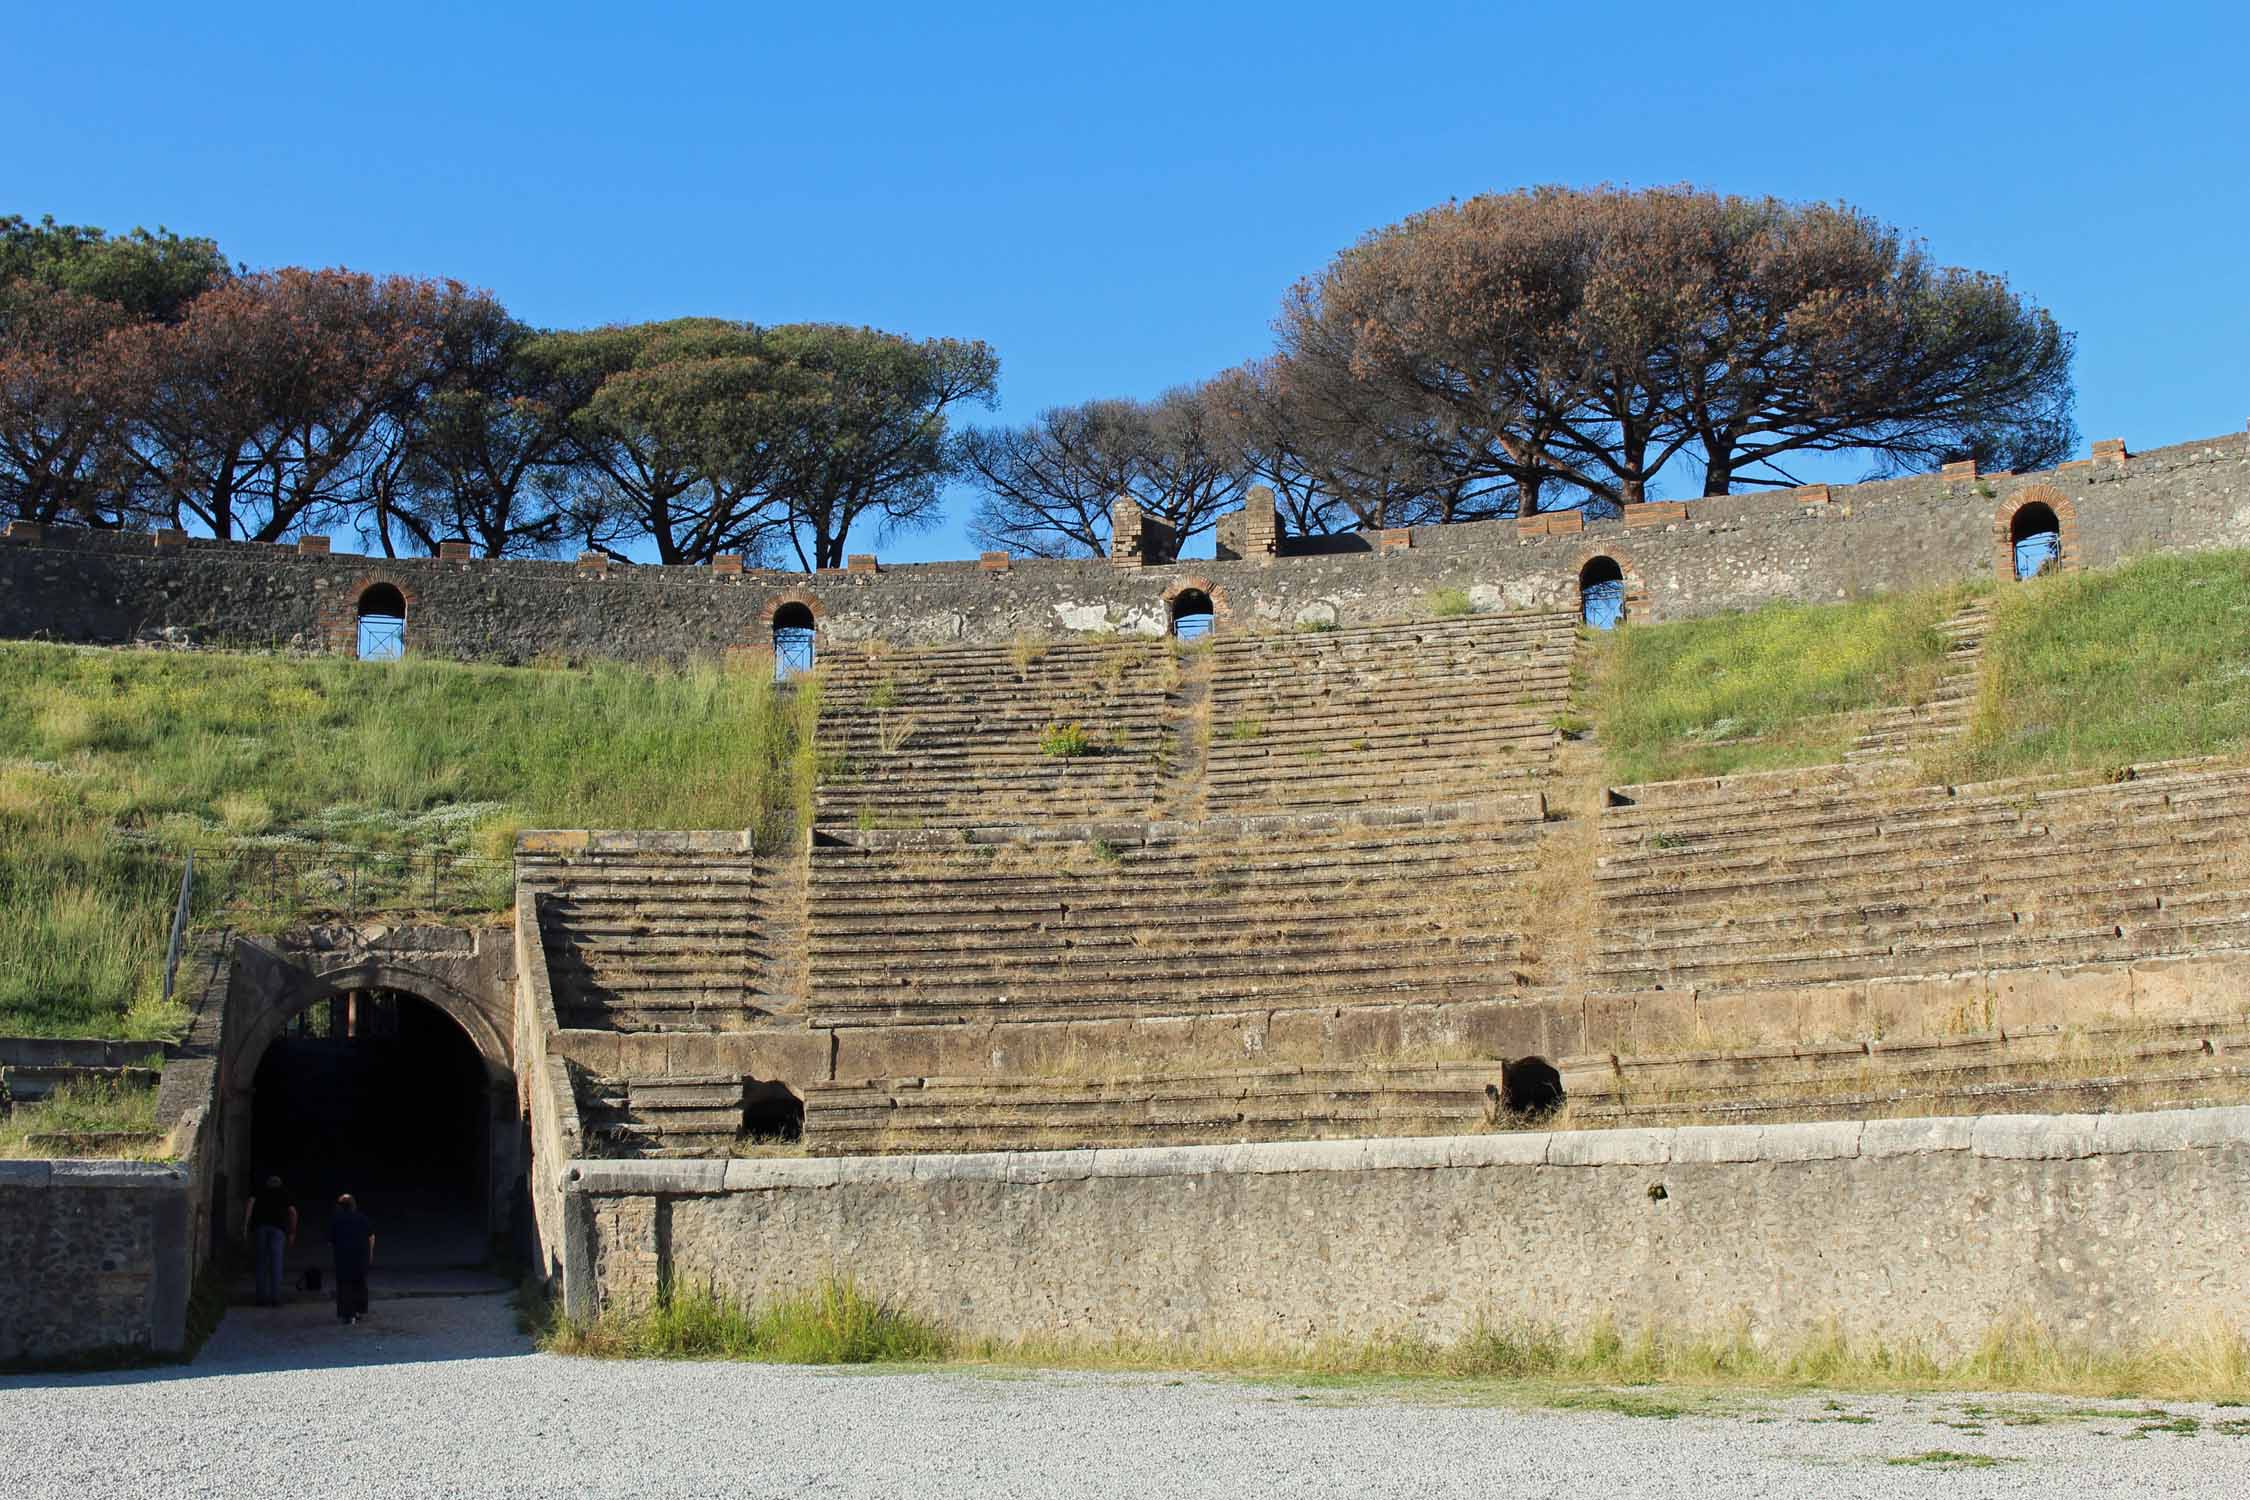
1591,586,1970,785
1960,550,2250,778
0,644,818,1037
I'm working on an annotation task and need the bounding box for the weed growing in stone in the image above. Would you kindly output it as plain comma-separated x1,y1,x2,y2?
1039,721,1095,757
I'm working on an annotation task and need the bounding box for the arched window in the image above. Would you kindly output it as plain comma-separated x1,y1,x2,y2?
1169,588,1215,641
773,602,817,680
1579,557,1625,630
2010,502,2062,580
356,584,406,660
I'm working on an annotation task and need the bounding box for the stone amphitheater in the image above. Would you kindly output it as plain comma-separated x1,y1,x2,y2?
6,431,2250,1368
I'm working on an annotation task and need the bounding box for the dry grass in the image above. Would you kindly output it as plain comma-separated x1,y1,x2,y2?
539,1280,2250,1403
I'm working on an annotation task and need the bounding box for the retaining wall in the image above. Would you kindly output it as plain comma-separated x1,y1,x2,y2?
4,432,2246,660
0,1161,195,1365
560,1105,2250,1355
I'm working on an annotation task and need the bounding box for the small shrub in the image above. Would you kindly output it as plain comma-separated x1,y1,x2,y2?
1040,721,1095,758
1010,634,1051,673
1429,587,1474,618
1297,618,1338,633
1226,718,1264,741
866,677,899,710
1090,837,1123,864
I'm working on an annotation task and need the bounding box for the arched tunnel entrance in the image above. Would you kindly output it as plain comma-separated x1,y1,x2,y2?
237,981,512,1272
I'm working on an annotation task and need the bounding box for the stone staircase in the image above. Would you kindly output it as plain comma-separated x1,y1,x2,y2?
1846,600,1988,764
1593,759,2250,993
1203,611,1579,812
800,1012,2250,1154
572,1069,750,1158
518,835,794,1031
804,798,1549,1030
814,639,1176,829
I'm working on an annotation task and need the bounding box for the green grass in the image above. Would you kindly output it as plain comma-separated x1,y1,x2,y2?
0,1077,163,1158
543,1288,2250,1404
0,782,184,1035
544,1277,951,1364
1592,587,1969,784
1428,586,1473,618
0,643,821,1035
1961,551,2250,778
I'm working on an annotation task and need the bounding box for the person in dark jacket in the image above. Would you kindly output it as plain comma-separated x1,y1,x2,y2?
242,1176,298,1307
330,1193,376,1325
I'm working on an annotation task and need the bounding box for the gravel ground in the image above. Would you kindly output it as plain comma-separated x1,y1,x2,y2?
4,1292,2246,1499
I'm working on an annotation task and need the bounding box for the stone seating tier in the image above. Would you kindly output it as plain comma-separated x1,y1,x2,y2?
1203,610,1580,811
801,1012,2250,1154
1593,762,2250,992
803,799,1548,1029
519,843,793,1032
814,639,1176,828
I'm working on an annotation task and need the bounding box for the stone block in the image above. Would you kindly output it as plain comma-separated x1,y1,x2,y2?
1753,1119,1864,1163
979,551,1011,572
516,830,590,855
2091,437,2129,465
3,521,43,543
152,528,188,548
1972,1113,2098,1161
711,554,744,576
576,552,609,574
846,553,879,574
1860,1116,1978,1158
2094,1106,2250,1155
1436,997,1572,1061
2131,954,2250,1019
1940,459,1978,480
1992,965,2130,1031
1548,1126,1671,1166
296,535,331,556
1867,975,1994,1040
438,540,473,560
1624,501,1690,528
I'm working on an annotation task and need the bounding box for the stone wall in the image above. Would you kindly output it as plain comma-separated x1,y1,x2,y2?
0,1162,194,1365
5,431,2246,660
561,1105,2250,1355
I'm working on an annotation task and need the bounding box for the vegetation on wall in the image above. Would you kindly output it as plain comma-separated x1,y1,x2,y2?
1963,550,2250,778
1591,587,1966,784
0,642,822,1036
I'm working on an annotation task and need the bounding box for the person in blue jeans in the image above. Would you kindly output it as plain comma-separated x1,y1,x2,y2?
241,1176,298,1307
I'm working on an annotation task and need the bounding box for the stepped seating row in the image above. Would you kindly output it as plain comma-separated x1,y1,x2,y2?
571,1069,748,1158
804,798,1549,1028
1203,611,1580,811
815,639,1177,828
1845,601,1988,763
519,840,796,1032
1593,761,2250,992
800,1013,2250,1154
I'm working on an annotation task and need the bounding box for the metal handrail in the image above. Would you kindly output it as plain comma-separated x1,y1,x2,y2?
161,850,193,1004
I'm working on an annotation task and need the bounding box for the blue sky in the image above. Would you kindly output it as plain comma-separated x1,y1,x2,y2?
12,1,2248,562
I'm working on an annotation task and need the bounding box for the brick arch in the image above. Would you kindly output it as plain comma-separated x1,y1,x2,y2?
1994,485,2080,581
319,574,417,654
1573,548,1650,624
761,587,824,625
1162,576,1229,635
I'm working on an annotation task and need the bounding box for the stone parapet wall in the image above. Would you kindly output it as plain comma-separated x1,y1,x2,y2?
561,1105,2250,1353
5,430,2246,659
0,1161,195,1365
